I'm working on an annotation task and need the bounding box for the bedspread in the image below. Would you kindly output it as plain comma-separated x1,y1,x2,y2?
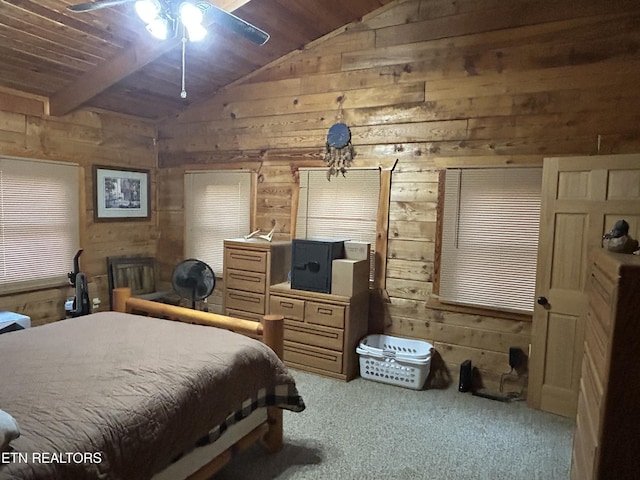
0,312,304,480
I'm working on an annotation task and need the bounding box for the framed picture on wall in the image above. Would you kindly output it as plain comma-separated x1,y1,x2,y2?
94,165,150,221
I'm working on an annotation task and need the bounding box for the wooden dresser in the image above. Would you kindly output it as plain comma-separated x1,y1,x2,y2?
269,282,369,381
570,250,640,480
223,238,291,323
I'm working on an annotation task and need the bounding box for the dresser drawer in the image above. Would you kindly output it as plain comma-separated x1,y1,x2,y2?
270,296,305,321
306,301,344,328
581,347,603,416
225,308,263,323
284,320,343,351
573,394,596,480
225,248,267,273
226,268,266,294
283,340,343,374
584,313,607,386
588,274,613,336
225,290,265,314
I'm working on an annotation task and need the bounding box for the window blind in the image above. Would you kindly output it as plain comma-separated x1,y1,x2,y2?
440,167,542,313
0,157,80,293
184,171,251,275
296,169,379,278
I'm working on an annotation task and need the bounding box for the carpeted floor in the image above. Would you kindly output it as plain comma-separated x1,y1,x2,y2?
214,369,575,480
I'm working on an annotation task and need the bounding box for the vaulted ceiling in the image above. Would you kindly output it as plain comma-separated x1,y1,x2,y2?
0,0,392,120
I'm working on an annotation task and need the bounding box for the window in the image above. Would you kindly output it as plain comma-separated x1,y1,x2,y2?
439,167,542,313
295,168,380,279
184,171,251,276
0,157,80,293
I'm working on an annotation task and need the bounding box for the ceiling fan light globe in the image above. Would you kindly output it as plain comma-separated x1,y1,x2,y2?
179,2,204,27
146,17,169,40
134,0,161,24
186,24,207,42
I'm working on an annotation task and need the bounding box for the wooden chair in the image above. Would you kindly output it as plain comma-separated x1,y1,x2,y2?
107,256,181,309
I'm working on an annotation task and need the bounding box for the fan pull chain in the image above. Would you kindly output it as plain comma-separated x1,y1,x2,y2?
180,29,187,99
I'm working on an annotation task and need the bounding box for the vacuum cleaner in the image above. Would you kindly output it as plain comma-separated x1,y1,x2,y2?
65,249,91,317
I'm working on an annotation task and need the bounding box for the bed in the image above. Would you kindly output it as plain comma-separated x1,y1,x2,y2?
0,287,305,480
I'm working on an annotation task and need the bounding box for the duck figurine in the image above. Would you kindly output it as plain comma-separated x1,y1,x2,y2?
602,219,639,254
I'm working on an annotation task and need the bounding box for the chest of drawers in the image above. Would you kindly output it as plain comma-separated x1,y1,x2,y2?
269,282,369,381
570,251,640,480
223,238,291,322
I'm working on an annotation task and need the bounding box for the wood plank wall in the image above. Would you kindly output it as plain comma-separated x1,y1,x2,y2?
156,0,640,388
0,90,158,325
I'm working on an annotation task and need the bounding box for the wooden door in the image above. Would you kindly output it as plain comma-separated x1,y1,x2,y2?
528,154,640,418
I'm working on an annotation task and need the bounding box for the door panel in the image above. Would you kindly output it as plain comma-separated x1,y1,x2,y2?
607,170,640,198
529,153,640,418
557,171,590,198
544,312,579,387
551,214,587,290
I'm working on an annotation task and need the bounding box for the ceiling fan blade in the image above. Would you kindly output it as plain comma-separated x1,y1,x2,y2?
204,3,270,46
67,0,136,13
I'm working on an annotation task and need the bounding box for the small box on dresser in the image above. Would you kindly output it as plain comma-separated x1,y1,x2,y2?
570,250,640,480
269,281,369,381
344,241,371,261
331,259,369,297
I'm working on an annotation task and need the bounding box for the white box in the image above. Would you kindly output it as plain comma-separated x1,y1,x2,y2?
331,259,369,296
344,241,371,261
0,311,31,333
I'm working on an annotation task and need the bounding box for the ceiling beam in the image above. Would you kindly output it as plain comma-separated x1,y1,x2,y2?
48,37,175,117
48,0,252,117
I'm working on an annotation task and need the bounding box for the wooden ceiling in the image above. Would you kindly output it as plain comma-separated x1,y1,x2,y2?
0,0,392,120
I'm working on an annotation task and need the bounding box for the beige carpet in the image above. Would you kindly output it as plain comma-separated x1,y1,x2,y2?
214,369,575,480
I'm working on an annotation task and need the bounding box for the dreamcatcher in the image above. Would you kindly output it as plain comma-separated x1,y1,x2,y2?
323,122,355,180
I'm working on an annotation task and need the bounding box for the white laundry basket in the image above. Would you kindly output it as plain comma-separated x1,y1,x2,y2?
356,334,434,390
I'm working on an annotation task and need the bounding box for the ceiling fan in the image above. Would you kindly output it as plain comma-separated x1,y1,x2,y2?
67,0,270,46
67,0,269,98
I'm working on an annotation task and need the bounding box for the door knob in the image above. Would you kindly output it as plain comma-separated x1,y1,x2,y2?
537,296,548,306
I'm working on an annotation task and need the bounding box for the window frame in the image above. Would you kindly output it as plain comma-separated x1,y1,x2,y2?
432,165,541,320
183,169,256,277
0,156,81,294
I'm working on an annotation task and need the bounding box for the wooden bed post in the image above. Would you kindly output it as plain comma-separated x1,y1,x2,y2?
262,314,284,359
112,287,132,313
262,314,284,453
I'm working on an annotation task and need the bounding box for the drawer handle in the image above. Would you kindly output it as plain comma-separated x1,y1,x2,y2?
279,301,294,309
317,307,334,315
231,253,262,263
230,293,260,304
288,324,339,339
230,273,260,283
